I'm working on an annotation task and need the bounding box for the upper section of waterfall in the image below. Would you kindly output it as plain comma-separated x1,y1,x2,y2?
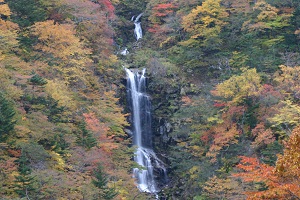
132,13,143,41
134,22,143,41
125,68,152,148
134,13,143,23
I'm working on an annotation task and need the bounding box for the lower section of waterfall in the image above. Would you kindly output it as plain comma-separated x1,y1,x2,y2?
125,68,167,194
133,147,167,193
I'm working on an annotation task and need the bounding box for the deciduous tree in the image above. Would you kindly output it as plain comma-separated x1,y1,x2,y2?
31,20,93,86
267,100,300,136
234,125,300,200
211,68,262,105
148,3,179,47
202,176,246,200
181,0,228,50
273,65,300,100
0,2,19,58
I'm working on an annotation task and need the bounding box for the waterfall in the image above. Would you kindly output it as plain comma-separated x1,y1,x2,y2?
132,13,143,41
120,48,129,55
125,68,167,194
134,22,143,41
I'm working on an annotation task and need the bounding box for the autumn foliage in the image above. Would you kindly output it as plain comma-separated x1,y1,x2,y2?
1,0,300,199
0,0,142,199
100,0,116,19
234,126,300,199
181,0,228,48
152,3,177,17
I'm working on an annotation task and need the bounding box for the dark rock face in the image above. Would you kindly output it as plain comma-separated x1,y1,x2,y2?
126,68,170,194
122,65,183,196
145,71,183,198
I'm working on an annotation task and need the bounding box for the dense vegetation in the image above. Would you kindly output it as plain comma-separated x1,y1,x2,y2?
0,0,299,199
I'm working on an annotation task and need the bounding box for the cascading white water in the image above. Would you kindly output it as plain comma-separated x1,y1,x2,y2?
133,13,143,41
120,48,129,55
134,22,143,41
125,68,166,194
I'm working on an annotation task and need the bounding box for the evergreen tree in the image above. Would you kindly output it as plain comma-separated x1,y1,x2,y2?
29,73,48,86
92,164,118,200
76,122,97,149
14,152,37,199
6,0,48,27
0,92,16,142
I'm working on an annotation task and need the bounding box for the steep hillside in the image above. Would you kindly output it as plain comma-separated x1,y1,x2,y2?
116,0,300,199
1,0,300,200
0,0,144,199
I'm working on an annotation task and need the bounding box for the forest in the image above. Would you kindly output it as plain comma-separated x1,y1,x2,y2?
0,0,299,199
